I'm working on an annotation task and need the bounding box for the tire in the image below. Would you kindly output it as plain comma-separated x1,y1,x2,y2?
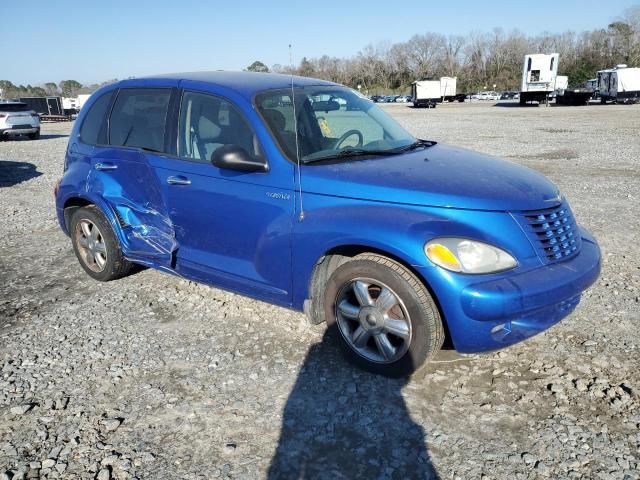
28,129,40,140
519,97,526,106
323,253,444,377
69,205,134,281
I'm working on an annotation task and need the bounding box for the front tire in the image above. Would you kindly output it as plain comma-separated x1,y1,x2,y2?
323,254,444,377
70,206,133,281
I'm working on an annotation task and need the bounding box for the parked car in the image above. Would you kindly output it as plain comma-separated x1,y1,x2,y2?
500,91,518,100
0,102,41,140
55,72,601,377
476,91,500,101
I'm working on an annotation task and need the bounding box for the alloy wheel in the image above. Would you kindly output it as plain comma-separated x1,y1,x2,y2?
335,278,412,364
75,219,107,273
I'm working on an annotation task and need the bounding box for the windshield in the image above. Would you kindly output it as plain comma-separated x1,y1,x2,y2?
255,86,417,163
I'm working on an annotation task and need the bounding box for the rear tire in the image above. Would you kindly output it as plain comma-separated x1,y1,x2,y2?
323,253,444,377
70,205,134,281
28,129,40,140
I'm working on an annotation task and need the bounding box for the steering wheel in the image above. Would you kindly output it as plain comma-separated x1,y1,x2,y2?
333,129,364,149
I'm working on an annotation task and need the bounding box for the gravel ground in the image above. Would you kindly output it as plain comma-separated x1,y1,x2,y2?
1,101,639,480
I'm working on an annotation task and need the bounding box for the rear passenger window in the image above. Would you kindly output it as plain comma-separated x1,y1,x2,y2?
79,91,113,145
109,88,171,152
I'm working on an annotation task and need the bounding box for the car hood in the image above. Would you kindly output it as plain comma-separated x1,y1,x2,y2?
300,143,561,211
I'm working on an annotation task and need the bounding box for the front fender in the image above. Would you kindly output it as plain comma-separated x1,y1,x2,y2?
291,194,538,311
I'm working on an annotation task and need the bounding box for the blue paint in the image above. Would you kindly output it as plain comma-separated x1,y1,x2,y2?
55,72,601,353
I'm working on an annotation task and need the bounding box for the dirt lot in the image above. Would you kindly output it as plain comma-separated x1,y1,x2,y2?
1,102,639,480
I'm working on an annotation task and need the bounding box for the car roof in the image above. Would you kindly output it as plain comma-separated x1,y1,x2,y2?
131,71,338,98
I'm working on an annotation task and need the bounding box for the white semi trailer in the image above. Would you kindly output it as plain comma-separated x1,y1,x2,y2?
597,65,640,104
520,53,559,105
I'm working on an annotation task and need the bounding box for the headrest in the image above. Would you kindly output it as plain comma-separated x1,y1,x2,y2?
263,108,286,132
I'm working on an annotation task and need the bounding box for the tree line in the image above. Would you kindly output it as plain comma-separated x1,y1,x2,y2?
267,6,640,94
0,79,116,100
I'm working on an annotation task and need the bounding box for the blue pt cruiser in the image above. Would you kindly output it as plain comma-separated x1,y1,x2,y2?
55,72,600,377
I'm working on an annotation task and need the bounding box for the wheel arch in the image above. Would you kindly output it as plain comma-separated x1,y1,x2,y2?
62,195,125,242
305,243,450,344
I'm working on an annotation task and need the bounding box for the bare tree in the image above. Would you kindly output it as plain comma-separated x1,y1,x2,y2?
269,8,639,93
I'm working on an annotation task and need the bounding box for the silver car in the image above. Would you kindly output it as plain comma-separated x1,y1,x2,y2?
0,102,41,140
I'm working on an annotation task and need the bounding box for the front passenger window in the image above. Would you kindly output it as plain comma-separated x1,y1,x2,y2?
178,91,257,163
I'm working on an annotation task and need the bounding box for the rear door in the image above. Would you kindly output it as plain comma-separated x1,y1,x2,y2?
147,89,295,305
90,86,177,267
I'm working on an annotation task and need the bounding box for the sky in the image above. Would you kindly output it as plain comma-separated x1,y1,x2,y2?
2,0,638,85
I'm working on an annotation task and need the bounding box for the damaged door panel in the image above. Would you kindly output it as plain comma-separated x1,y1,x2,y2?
87,146,177,269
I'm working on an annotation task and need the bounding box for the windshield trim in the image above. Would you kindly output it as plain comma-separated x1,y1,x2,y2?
252,85,418,165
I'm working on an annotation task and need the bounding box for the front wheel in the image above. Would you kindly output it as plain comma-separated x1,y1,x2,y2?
323,254,444,377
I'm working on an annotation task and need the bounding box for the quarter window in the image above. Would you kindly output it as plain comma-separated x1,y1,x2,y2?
178,91,257,163
109,88,171,152
79,91,113,145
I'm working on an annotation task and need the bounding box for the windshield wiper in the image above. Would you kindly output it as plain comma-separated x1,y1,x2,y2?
395,139,437,152
139,146,163,153
302,148,400,164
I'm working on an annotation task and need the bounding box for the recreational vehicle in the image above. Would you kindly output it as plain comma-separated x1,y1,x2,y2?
520,53,559,105
597,65,640,103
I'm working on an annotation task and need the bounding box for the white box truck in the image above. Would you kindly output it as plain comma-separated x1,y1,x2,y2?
411,80,440,108
597,65,640,104
439,77,456,100
520,53,559,105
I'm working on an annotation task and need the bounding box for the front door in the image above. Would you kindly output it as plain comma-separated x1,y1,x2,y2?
149,90,294,305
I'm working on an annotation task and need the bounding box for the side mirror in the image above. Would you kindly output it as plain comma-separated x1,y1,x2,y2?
211,144,268,173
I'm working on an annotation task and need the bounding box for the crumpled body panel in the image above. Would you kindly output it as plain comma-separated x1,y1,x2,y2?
85,148,178,267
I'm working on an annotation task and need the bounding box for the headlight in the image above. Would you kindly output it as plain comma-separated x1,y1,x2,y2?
425,238,517,274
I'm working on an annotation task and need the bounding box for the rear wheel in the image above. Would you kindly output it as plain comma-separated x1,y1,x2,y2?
323,254,444,377
70,206,134,281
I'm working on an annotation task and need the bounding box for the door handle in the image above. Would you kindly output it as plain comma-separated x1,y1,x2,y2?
166,175,191,186
94,162,118,171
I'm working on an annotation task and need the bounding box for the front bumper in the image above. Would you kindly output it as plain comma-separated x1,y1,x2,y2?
420,227,601,353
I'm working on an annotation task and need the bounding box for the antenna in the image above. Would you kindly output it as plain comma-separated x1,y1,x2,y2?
290,43,304,221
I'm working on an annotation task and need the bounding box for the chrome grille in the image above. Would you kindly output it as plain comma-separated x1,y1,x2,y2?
515,203,581,264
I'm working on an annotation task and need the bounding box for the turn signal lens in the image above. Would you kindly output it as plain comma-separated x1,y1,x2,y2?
425,243,462,272
425,238,517,274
